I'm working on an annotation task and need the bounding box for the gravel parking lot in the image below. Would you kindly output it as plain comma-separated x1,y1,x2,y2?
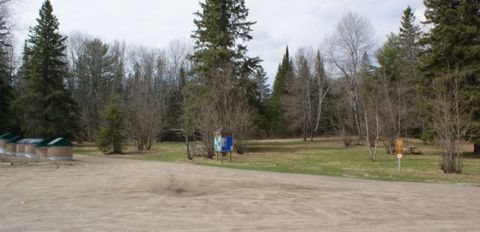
0,155,479,232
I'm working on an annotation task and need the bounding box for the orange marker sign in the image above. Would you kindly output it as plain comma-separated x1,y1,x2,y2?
395,139,404,158
395,138,404,174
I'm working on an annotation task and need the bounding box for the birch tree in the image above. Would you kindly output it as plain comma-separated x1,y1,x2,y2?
326,12,375,141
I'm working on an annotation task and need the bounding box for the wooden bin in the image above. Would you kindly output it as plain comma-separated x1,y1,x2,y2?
6,143,17,156
0,140,6,154
16,139,31,157
36,147,48,159
47,138,73,161
25,139,44,159
6,136,22,156
0,133,12,155
47,147,73,161
16,143,25,157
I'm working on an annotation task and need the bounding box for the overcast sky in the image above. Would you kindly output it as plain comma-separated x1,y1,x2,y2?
13,0,425,83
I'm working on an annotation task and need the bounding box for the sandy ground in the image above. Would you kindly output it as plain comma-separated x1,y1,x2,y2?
0,155,479,232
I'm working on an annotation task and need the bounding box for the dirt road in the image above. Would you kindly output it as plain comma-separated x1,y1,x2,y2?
0,155,479,232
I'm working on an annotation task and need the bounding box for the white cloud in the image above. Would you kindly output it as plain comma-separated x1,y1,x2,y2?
13,0,424,84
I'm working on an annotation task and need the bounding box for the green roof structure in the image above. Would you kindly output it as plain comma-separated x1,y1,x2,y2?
47,138,73,147
27,139,45,145
18,139,32,144
7,136,23,143
37,139,53,148
0,133,13,140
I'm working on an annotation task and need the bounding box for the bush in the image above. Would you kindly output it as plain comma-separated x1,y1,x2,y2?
96,101,126,154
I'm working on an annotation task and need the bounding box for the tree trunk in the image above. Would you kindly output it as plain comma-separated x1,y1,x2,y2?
474,144,480,156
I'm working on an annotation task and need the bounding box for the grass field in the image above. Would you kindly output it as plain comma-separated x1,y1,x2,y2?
74,138,480,185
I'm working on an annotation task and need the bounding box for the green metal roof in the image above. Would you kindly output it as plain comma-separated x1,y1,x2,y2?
18,139,32,144
27,139,45,145
0,133,12,140
37,139,53,148
7,136,23,143
47,137,73,147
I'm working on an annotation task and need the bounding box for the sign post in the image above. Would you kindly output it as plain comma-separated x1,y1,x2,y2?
213,128,234,162
395,139,404,174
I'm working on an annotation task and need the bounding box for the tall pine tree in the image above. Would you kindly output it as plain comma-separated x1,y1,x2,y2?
15,0,79,138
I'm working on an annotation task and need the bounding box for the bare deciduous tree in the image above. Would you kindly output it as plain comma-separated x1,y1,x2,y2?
361,81,381,162
331,84,356,148
326,12,375,141
294,50,314,141
312,50,329,140
183,64,252,158
126,48,166,150
431,72,469,174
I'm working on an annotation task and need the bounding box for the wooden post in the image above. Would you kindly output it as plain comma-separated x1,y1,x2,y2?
229,152,232,162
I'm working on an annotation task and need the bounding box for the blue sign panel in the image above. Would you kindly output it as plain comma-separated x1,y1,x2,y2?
221,136,233,152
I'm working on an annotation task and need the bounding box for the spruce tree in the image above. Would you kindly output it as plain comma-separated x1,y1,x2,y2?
270,47,294,135
187,0,259,156
398,6,422,138
271,47,291,106
191,0,260,77
96,99,125,154
251,66,271,136
253,66,270,103
15,0,79,138
399,6,421,63
0,13,14,132
419,0,480,170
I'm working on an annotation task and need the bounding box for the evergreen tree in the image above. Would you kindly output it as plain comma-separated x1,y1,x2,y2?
398,6,422,138
252,66,270,103
96,99,125,154
0,13,14,132
251,66,271,136
191,0,260,77
399,6,421,74
186,0,259,156
15,0,79,138
73,38,116,141
270,47,294,135
419,0,480,171
271,47,290,106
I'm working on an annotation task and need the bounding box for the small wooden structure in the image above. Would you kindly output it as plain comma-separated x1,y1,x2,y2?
0,133,12,155
213,128,234,161
6,136,23,157
25,139,44,159
16,139,31,157
36,139,52,160
47,138,73,161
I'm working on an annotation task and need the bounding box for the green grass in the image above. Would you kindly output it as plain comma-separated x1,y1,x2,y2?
74,139,480,185
74,142,185,162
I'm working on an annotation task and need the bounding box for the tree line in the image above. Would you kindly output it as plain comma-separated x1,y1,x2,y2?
0,0,478,173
